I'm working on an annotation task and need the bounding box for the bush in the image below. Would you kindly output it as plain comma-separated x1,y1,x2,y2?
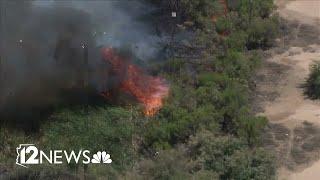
225,30,248,51
246,16,279,49
41,106,135,170
304,61,320,99
190,131,276,180
216,50,252,79
237,0,275,20
123,148,219,179
225,148,276,180
5,167,78,180
215,16,233,34
238,116,268,147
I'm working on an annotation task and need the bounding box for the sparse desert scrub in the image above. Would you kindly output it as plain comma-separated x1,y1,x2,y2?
304,61,320,99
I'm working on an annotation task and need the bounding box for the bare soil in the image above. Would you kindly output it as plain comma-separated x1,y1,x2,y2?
254,1,320,179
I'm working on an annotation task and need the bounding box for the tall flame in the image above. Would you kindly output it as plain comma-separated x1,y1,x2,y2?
101,47,169,116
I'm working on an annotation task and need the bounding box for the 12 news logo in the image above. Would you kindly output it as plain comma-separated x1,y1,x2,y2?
16,144,112,168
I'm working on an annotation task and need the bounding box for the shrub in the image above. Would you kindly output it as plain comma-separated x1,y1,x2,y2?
237,0,275,20
216,50,252,79
246,16,279,49
304,61,320,99
238,116,268,147
190,131,276,180
215,16,233,35
41,107,135,170
225,30,248,51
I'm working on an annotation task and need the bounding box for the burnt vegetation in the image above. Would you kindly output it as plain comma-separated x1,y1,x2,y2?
1,0,280,179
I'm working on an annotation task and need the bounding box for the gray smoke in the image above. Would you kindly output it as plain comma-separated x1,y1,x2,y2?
33,0,161,60
0,0,161,114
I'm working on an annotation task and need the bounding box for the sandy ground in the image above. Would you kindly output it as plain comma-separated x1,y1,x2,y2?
258,1,320,179
277,0,320,26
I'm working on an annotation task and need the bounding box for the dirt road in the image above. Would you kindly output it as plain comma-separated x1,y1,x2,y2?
257,1,320,179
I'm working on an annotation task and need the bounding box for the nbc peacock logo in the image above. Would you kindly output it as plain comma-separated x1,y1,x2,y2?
91,151,112,164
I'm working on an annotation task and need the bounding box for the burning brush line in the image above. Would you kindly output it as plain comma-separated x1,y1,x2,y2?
101,47,169,116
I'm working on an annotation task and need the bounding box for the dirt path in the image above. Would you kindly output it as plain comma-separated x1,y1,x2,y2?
256,1,320,179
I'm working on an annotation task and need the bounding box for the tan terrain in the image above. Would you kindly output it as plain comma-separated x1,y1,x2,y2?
256,0,320,179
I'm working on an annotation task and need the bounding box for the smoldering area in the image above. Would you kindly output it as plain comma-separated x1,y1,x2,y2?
0,0,162,131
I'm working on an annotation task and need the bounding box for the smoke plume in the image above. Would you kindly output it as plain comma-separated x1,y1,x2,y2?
0,0,161,128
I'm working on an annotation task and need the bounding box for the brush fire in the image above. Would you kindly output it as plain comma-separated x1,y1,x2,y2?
101,47,169,116
0,1,171,131
0,45,169,121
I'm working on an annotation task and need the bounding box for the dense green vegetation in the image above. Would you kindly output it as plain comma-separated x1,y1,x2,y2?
0,0,279,179
304,61,320,99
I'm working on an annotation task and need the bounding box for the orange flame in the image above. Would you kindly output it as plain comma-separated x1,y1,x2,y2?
101,47,169,116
